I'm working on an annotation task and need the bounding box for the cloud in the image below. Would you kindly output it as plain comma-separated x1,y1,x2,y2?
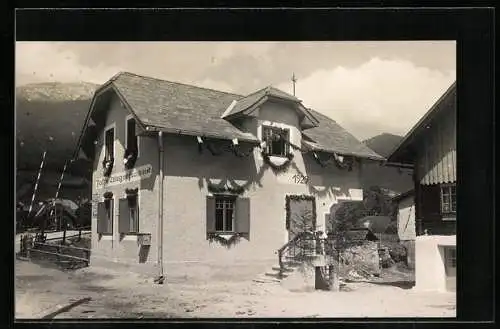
15,42,456,141
276,57,456,140
15,42,124,85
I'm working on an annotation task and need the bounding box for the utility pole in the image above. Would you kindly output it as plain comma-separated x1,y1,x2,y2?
292,73,297,96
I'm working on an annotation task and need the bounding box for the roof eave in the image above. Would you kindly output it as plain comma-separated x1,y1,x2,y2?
303,141,385,162
72,78,148,160
387,81,456,163
142,124,260,144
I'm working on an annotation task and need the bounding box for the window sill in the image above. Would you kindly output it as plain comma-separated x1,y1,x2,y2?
119,234,140,241
442,216,456,221
98,234,113,240
266,156,289,165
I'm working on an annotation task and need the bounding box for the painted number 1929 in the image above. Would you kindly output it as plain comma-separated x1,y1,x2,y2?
292,173,310,184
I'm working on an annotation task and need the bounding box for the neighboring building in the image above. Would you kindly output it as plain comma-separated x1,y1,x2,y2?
356,215,395,241
73,72,384,280
392,190,416,269
392,189,416,242
361,133,413,195
387,82,456,292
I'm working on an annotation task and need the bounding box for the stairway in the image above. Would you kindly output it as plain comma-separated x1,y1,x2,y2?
253,258,302,284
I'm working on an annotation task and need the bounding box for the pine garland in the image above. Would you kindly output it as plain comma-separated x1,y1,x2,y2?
312,152,354,171
102,158,114,177
207,179,246,195
200,139,255,157
123,149,138,169
207,232,243,248
261,151,294,173
285,194,317,230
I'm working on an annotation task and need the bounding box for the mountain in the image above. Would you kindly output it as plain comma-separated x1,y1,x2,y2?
16,82,99,172
360,133,413,196
16,82,99,204
363,133,403,159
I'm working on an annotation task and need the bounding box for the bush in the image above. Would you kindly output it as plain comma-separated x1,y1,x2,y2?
388,243,408,263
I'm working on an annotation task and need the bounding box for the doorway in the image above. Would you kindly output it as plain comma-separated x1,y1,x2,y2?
444,246,456,292
286,195,316,241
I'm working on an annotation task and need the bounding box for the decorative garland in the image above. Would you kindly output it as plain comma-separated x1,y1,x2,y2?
207,232,243,248
103,191,113,199
312,152,354,171
195,134,357,173
285,194,317,230
125,188,139,206
198,138,255,157
207,179,245,195
123,149,138,169
102,158,114,177
261,151,295,173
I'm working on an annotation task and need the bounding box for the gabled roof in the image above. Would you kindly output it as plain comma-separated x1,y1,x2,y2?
74,72,384,161
109,72,258,142
221,85,319,129
387,81,456,164
391,189,415,203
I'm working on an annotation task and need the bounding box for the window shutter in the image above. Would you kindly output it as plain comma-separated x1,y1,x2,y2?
106,199,114,234
235,197,250,235
118,198,129,234
206,196,216,234
97,202,106,233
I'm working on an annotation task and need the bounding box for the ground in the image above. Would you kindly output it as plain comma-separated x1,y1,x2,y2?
15,259,456,319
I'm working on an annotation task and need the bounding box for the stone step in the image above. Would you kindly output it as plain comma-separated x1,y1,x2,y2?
264,272,288,279
271,266,295,272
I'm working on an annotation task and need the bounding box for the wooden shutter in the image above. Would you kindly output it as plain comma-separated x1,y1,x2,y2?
206,196,216,235
235,197,250,235
106,199,114,234
97,202,106,233
118,198,129,234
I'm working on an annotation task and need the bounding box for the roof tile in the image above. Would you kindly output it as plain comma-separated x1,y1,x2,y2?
98,72,383,159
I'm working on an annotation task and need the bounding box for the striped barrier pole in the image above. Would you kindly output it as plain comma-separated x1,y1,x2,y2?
54,160,69,237
28,151,47,218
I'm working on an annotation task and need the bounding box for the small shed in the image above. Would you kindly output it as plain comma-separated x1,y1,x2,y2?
344,227,378,242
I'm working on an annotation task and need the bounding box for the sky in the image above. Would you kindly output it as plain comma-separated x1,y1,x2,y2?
15,41,456,140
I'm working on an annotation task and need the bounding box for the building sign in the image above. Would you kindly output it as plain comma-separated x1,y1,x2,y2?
95,164,153,189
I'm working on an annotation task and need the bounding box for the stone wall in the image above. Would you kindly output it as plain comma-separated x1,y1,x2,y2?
340,241,380,276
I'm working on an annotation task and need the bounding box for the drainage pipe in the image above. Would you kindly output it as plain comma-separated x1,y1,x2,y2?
157,131,165,283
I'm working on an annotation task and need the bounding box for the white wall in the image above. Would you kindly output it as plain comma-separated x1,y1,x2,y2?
414,235,456,292
397,196,416,241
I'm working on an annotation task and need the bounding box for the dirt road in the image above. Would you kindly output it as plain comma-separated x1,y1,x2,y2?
15,260,455,319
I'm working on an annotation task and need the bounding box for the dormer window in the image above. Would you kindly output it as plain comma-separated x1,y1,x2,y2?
262,126,290,157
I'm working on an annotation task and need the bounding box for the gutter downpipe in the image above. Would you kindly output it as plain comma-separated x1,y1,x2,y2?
156,130,165,284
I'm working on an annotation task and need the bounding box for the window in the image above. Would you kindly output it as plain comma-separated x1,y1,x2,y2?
126,117,139,156
104,127,115,161
206,195,250,236
215,196,235,232
445,247,456,268
262,126,289,157
97,196,113,234
119,192,139,234
440,184,456,215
